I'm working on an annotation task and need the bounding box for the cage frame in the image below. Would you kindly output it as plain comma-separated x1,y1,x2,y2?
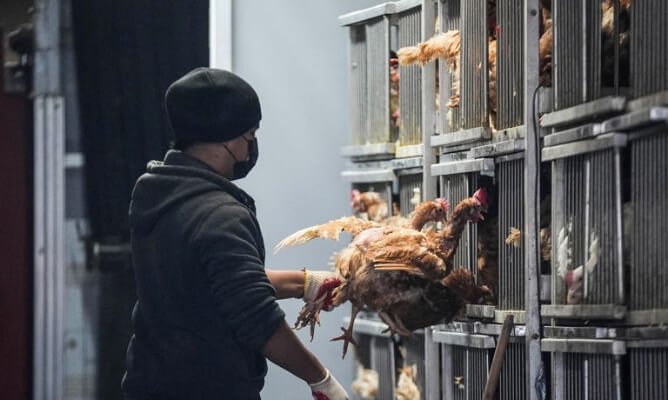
349,314,397,399
541,133,628,321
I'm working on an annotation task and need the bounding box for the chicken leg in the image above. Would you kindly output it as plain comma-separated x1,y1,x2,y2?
378,311,413,336
331,304,361,359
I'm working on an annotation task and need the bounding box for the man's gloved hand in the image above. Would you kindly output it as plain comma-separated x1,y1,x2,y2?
309,369,348,400
303,270,341,311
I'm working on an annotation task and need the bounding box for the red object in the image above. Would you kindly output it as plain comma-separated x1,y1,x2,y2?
473,188,488,209
0,38,32,400
315,278,341,311
313,392,331,400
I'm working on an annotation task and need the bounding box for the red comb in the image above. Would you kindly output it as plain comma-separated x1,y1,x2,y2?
435,197,450,212
473,188,487,206
351,189,361,200
390,58,399,66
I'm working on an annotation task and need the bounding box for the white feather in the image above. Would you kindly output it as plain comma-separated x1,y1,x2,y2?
557,220,573,279
585,232,600,274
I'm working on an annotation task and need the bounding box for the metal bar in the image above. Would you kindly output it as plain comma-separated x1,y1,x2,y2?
541,339,626,355
542,133,627,161
432,330,496,349
524,1,541,399
341,169,395,183
421,0,437,202
431,127,492,147
540,96,627,128
431,158,495,176
339,2,397,26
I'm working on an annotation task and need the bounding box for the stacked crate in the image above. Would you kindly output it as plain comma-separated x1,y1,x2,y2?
349,314,397,399
338,0,668,398
339,4,428,397
432,323,495,400
539,1,668,397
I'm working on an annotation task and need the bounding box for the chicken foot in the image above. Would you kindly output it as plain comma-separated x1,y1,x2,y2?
294,294,328,341
331,304,361,359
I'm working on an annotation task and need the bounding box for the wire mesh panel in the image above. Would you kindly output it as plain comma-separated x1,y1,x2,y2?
499,342,526,400
402,334,426,396
496,0,524,130
440,173,480,273
399,173,423,216
461,0,489,129
629,130,668,312
441,344,490,400
629,347,668,400
371,336,396,400
366,17,392,144
631,0,668,98
548,144,624,309
350,25,368,145
554,353,623,400
552,0,599,109
341,5,394,148
438,0,462,133
397,5,423,146
497,157,525,310
552,0,631,110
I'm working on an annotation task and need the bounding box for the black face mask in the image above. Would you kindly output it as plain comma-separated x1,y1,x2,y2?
224,136,258,180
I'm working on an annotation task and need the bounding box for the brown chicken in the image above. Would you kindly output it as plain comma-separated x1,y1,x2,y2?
275,191,492,357
397,30,498,130
477,215,498,300
390,56,400,129
350,189,388,222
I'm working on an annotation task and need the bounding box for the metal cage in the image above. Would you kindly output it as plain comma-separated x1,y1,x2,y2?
400,333,427,397
460,0,490,131
393,156,424,217
496,153,525,312
552,0,629,111
350,315,397,399
496,0,524,132
340,3,396,159
542,134,627,320
499,341,527,400
396,0,423,152
437,0,462,134
343,161,395,219
398,173,423,216
432,327,494,400
630,0,668,100
626,126,668,324
435,0,492,142
628,341,668,400
543,337,625,400
432,157,494,276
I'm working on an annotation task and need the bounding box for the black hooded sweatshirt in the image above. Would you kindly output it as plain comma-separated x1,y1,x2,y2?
122,150,285,399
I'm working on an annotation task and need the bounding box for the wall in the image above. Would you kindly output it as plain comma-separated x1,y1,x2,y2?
227,1,383,398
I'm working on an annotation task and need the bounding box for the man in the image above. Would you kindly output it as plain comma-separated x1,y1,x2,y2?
122,67,348,400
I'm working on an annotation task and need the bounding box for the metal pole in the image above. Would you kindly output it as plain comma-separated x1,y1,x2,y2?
421,4,439,398
422,0,437,201
524,0,542,400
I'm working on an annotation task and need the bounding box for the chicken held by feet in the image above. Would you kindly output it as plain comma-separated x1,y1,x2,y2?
276,191,491,357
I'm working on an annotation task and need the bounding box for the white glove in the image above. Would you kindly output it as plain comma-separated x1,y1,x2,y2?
303,270,341,311
309,369,349,400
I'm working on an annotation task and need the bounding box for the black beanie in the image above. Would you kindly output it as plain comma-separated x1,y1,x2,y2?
165,67,262,145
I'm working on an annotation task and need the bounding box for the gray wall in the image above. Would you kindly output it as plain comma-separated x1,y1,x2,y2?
230,1,382,398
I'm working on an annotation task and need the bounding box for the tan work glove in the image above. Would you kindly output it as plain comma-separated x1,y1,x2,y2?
303,270,341,311
309,369,349,400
